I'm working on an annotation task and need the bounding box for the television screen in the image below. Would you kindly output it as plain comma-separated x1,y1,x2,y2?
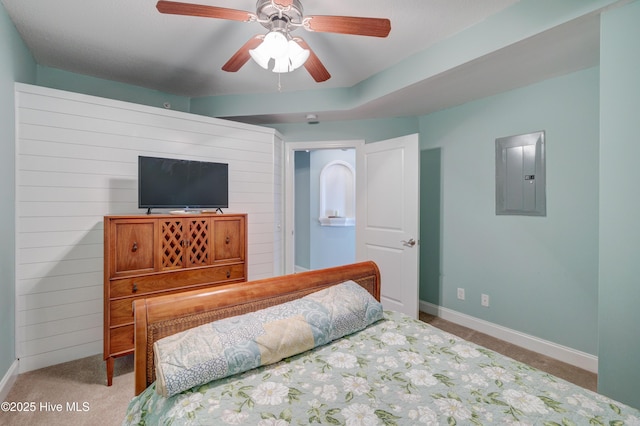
138,156,228,210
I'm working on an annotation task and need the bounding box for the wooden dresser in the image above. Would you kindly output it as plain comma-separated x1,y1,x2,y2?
103,213,247,385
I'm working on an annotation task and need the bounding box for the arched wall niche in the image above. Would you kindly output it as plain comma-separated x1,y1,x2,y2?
319,160,355,226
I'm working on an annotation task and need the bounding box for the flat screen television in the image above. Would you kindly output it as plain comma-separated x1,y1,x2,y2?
138,155,228,213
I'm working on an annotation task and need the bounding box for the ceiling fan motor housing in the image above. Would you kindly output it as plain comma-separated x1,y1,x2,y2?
256,0,304,32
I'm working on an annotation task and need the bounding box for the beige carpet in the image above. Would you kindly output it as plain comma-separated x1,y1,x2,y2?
2,354,134,426
1,314,596,425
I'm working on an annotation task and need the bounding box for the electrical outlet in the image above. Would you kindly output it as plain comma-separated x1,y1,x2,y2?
457,288,465,300
481,294,490,307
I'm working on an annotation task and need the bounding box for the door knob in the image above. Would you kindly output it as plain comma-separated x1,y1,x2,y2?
401,238,416,247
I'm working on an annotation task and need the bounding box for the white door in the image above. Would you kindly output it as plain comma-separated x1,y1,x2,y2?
356,134,419,318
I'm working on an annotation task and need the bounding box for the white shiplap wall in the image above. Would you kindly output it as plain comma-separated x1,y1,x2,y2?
14,84,280,372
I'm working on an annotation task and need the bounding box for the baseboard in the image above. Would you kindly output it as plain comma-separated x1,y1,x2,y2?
419,300,598,373
0,359,19,402
294,265,310,273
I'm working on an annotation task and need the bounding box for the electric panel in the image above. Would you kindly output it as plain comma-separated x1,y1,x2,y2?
496,131,546,216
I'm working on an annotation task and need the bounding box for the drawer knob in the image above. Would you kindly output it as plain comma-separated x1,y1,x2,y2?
132,283,138,293
226,270,231,279
225,236,230,244
132,242,138,252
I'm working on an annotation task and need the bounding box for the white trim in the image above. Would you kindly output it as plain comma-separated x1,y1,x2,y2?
284,140,365,274
419,300,598,373
14,84,21,363
0,360,19,402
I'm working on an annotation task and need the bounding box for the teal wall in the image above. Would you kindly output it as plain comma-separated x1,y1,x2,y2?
0,2,36,382
294,151,311,269
598,0,640,409
419,67,600,355
419,148,441,304
36,65,191,113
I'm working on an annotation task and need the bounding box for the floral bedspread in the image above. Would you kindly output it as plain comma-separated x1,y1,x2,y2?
123,311,640,425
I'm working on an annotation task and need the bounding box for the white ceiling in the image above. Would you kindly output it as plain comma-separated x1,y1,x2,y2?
1,0,604,124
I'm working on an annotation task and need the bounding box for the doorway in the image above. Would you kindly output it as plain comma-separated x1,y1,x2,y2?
285,134,420,317
295,149,356,271
284,140,364,274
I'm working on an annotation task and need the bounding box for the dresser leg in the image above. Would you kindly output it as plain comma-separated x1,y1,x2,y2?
106,357,114,386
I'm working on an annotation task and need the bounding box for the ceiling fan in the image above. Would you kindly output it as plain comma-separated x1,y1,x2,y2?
156,0,391,82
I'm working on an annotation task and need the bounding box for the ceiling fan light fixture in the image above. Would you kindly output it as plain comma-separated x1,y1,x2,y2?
249,31,287,70
287,39,310,69
249,31,286,68
264,31,289,57
248,41,271,69
250,30,309,73
249,46,271,69
272,56,292,73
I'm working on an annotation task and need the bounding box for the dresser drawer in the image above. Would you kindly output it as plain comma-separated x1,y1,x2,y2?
109,325,134,355
110,298,136,327
108,278,242,327
109,263,245,299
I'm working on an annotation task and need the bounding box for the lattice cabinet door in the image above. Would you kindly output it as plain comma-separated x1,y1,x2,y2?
186,218,211,267
160,218,186,270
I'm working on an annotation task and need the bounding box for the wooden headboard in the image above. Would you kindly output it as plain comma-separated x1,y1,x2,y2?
132,261,381,395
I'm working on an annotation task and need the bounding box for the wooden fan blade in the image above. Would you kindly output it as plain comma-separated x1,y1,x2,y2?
222,35,264,72
305,15,391,38
156,1,253,22
295,38,331,83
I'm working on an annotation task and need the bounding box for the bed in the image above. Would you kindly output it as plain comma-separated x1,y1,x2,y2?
123,261,640,425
